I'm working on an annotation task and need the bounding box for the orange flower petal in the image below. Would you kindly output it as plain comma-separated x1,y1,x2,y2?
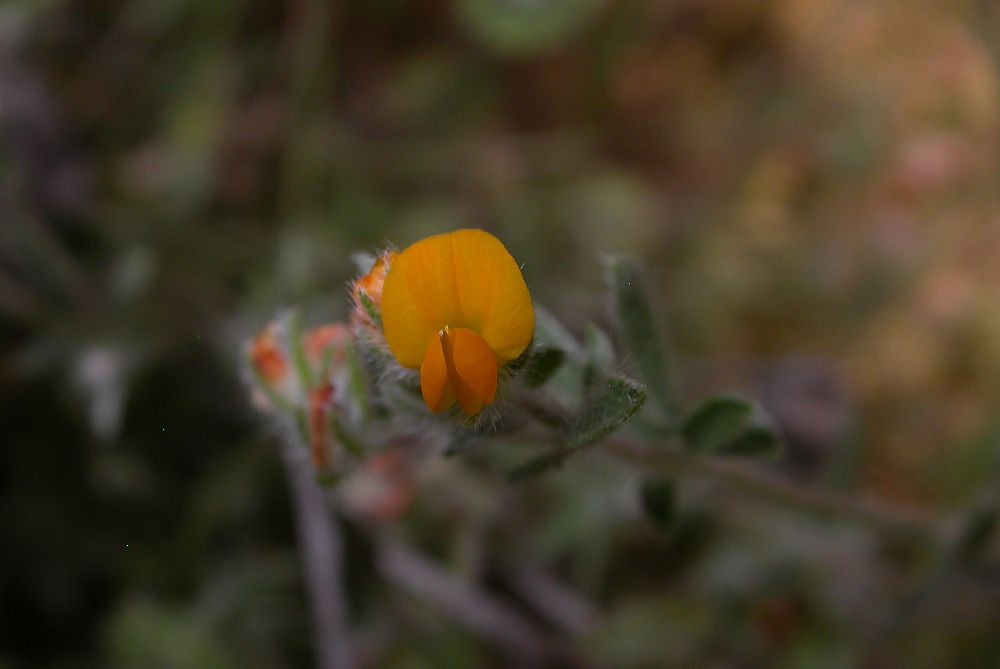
420,334,456,413
382,229,534,368
418,327,498,416
447,327,498,412
383,235,464,368
302,323,349,364
448,230,534,363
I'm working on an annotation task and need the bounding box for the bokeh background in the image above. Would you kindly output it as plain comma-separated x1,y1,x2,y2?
3,0,1000,666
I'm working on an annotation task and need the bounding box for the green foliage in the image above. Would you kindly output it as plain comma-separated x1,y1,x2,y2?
533,305,585,360
6,0,1000,665
571,374,647,447
682,396,753,452
605,256,679,424
521,346,567,388
584,324,615,372
682,395,781,458
507,367,646,481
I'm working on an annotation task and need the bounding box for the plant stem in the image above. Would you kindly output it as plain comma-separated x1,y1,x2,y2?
607,440,944,543
281,442,352,669
374,531,560,665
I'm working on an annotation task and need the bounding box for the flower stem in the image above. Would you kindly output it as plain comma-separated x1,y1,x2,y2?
281,442,352,669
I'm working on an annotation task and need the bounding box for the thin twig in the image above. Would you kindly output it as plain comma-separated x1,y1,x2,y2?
606,439,944,543
504,562,601,637
281,443,352,669
374,531,561,665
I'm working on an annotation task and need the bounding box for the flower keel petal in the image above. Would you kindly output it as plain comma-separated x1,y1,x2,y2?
420,334,455,413
449,327,498,408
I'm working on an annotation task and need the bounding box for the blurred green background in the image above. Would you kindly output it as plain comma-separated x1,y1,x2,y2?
3,0,1000,666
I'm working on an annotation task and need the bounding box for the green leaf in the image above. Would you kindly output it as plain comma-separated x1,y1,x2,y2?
682,395,782,458
534,305,584,360
682,396,754,452
640,478,675,532
571,374,647,447
725,425,781,458
585,324,615,372
605,256,679,422
522,347,566,388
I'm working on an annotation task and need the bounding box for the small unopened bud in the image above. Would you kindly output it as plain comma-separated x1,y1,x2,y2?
351,250,395,331
251,325,289,384
308,383,336,471
302,323,350,368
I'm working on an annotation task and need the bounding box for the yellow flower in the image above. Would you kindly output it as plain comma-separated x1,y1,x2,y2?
381,229,534,416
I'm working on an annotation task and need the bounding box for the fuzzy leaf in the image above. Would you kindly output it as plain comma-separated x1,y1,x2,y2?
571,375,647,447
682,396,754,453
522,347,566,388
606,256,679,422
534,305,584,360
682,395,781,458
585,324,615,372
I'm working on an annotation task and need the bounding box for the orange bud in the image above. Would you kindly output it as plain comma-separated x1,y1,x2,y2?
251,325,288,383
351,251,396,328
302,323,350,365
